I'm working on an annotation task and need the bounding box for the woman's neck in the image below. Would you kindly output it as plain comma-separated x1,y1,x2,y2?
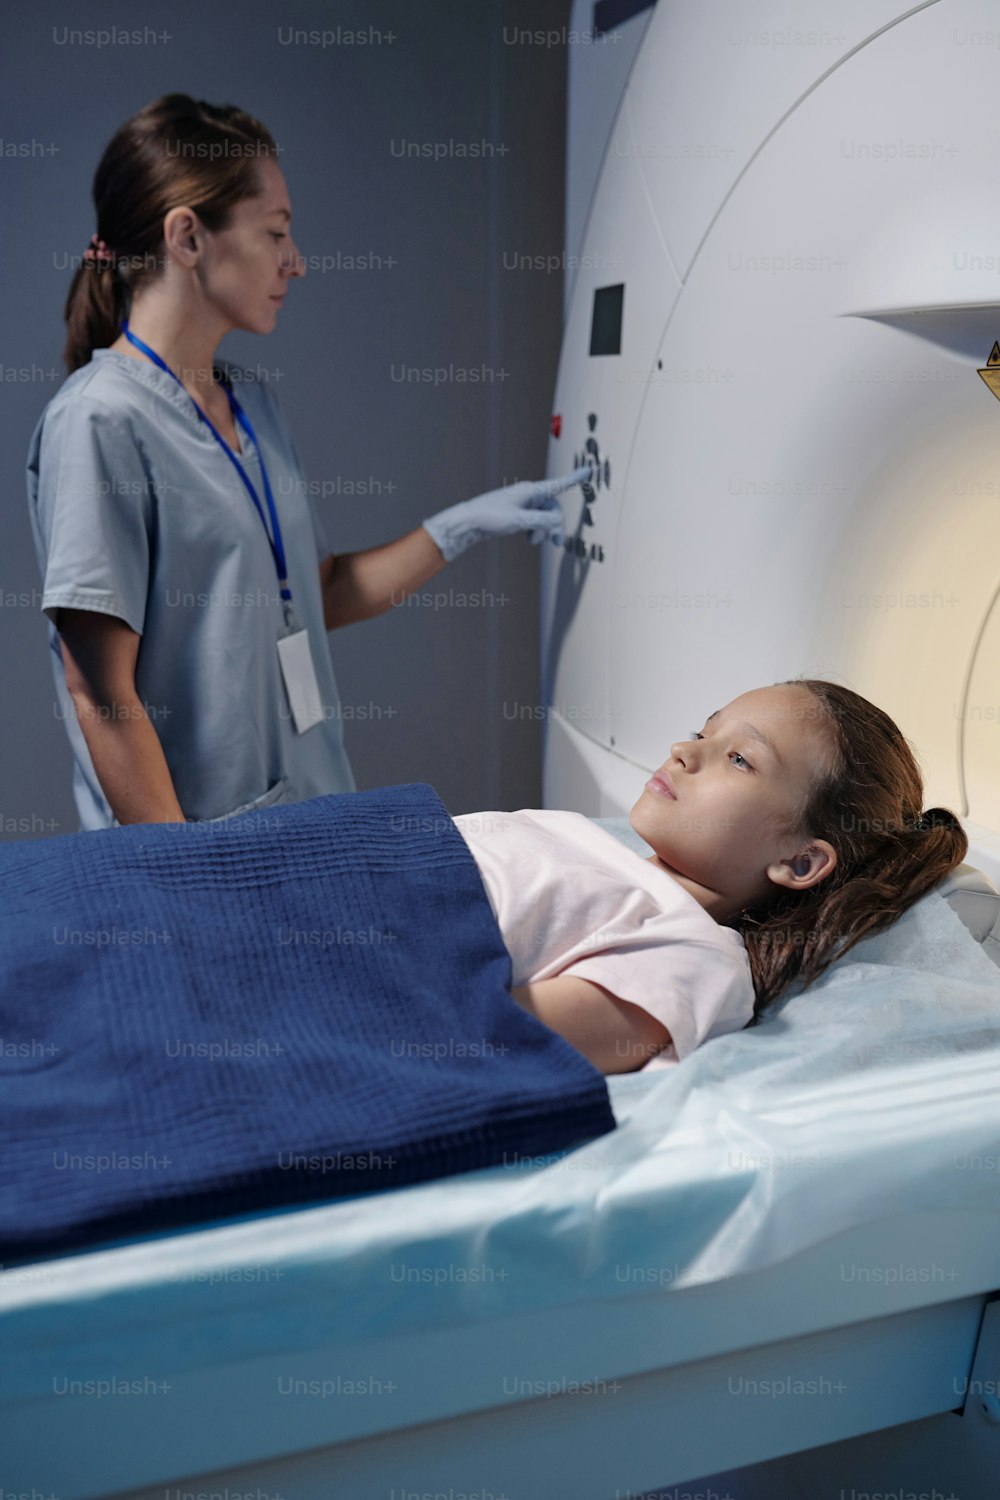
110,292,230,405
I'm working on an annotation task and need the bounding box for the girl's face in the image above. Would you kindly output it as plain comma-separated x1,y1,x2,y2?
629,684,838,924
189,157,305,333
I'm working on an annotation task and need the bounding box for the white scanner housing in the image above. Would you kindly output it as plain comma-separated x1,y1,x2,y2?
542,0,1000,885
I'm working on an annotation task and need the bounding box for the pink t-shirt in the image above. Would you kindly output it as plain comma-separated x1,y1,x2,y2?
452,809,755,1070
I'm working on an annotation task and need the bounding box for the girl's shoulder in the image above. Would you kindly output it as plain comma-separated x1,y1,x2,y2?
518,807,646,860
464,808,657,885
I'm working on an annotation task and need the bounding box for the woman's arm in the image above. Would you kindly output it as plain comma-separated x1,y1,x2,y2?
55,609,187,825
510,973,672,1075
318,527,448,631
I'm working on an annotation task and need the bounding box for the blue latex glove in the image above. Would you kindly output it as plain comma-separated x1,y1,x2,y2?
422,464,593,562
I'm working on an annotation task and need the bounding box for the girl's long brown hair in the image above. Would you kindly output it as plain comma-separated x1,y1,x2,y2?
63,93,278,375
740,677,968,1021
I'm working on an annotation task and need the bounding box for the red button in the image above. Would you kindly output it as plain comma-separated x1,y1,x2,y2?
551,413,562,438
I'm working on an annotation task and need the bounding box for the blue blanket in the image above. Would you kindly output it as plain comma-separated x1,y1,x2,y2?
0,783,614,1257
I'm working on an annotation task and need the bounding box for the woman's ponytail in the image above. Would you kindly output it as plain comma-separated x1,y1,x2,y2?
63,240,131,377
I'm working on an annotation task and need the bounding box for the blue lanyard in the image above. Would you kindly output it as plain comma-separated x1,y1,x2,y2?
121,319,294,620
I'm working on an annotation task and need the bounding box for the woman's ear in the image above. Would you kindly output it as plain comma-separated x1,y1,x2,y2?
162,204,203,268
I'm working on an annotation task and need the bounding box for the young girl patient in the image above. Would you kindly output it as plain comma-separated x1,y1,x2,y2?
453,677,968,1077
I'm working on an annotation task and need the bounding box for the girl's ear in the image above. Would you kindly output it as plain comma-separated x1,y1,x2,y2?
768,841,837,891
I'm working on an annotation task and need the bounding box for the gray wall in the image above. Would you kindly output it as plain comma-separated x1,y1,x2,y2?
1,0,570,838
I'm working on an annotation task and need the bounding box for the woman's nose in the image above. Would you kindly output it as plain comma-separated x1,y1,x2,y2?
285,241,306,279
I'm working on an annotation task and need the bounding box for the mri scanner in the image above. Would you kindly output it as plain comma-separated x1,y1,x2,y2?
542,0,1000,894
5,4,1000,1498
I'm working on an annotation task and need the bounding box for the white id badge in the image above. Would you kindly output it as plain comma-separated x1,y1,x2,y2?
276,629,325,734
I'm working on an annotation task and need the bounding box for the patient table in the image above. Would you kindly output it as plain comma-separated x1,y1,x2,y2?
2,820,999,1500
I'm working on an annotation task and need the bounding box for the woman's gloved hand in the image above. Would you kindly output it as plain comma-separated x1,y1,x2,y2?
422,464,593,563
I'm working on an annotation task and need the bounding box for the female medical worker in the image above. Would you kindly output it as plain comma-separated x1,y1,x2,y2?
27,94,584,831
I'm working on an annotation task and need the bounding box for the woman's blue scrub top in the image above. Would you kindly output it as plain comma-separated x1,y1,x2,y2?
26,349,357,829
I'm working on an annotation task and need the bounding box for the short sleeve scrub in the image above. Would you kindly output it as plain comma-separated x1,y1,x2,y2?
26,349,356,829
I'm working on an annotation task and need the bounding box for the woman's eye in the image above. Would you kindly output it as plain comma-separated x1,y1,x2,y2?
271,232,287,240
690,730,703,741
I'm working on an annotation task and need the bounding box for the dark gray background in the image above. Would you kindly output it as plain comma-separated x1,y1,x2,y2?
1,0,570,838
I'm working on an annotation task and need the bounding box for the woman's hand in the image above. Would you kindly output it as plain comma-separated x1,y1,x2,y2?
510,971,671,1075
319,465,595,628
421,465,593,563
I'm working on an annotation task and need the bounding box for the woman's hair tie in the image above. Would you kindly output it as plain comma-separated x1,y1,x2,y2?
83,234,116,269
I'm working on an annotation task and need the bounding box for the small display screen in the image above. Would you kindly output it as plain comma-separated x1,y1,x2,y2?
589,283,624,356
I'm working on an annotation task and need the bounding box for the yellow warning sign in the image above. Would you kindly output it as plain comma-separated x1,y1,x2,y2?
978,341,1000,400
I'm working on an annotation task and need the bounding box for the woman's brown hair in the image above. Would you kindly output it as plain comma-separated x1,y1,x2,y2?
63,93,279,375
740,677,968,1021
